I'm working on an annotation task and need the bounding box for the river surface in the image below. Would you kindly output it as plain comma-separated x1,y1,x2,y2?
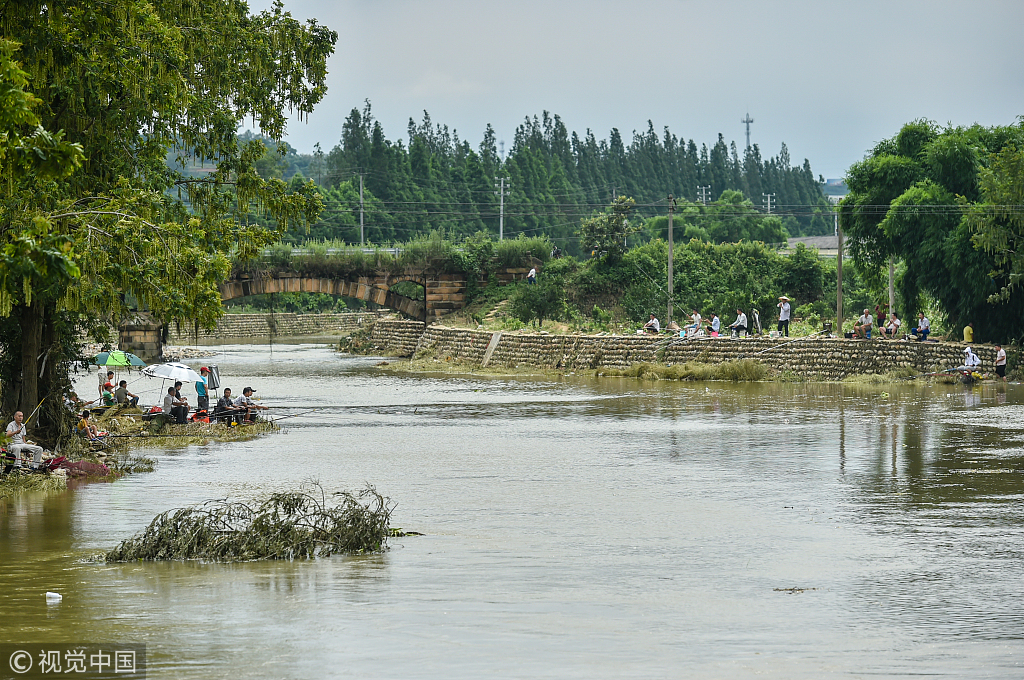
2,344,1023,679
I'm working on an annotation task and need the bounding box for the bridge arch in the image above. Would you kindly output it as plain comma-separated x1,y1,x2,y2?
219,274,439,321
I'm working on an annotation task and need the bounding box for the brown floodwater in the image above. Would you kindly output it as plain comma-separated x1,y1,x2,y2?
2,344,1023,678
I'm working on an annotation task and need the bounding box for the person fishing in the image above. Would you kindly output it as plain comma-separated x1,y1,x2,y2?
216,388,244,424
234,387,268,423
6,410,45,471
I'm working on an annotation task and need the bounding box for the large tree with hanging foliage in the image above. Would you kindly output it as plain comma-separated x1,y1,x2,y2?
0,1,336,434
839,120,1024,342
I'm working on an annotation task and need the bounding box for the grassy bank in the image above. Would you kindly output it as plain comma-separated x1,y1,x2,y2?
1,408,278,499
597,359,770,382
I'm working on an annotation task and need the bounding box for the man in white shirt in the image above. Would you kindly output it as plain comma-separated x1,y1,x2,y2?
911,312,930,341
963,347,980,369
995,344,1007,381
6,411,44,470
234,386,268,422
708,314,721,337
527,268,536,285
880,313,901,339
162,386,189,424
777,296,791,337
854,308,873,339
642,314,660,334
729,309,748,337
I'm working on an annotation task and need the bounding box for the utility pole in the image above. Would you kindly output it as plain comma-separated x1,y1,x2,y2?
494,177,508,241
741,112,754,150
836,207,843,335
359,174,365,245
888,258,895,315
762,192,775,214
697,185,711,205
667,195,676,324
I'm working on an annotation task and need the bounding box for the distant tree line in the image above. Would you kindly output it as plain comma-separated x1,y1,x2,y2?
259,103,833,251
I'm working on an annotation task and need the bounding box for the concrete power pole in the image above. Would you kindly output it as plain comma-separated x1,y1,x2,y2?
494,177,508,241
667,195,675,324
762,192,775,214
359,174,364,245
697,185,711,205
741,112,754,150
836,208,843,334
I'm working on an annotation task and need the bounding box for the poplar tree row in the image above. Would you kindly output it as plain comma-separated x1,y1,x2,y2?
287,103,834,250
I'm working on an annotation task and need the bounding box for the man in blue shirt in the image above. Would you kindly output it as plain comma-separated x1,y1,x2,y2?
196,367,210,413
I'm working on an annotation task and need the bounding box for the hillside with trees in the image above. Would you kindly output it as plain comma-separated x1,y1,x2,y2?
269,104,833,251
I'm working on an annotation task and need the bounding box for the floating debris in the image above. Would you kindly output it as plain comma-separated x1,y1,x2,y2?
106,484,394,562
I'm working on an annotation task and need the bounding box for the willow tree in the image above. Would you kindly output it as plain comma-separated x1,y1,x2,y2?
0,1,336,432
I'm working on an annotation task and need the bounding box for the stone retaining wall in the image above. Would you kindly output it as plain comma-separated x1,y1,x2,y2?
367,319,427,356
382,322,1000,379
166,312,384,343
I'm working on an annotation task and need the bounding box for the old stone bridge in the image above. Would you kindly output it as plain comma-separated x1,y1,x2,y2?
217,265,536,321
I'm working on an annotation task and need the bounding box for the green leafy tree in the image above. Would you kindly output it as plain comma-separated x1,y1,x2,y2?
968,144,1024,303
840,120,1024,340
508,280,566,328
0,2,337,426
577,197,639,258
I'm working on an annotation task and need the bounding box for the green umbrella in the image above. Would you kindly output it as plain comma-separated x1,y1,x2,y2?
92,350,147,367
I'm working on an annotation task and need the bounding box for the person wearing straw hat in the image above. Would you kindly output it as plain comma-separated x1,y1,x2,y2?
776,296,792,337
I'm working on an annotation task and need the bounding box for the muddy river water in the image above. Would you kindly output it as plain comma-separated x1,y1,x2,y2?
2,344,1023,678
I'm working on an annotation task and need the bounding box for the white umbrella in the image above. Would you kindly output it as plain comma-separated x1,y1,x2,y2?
143,362,203,383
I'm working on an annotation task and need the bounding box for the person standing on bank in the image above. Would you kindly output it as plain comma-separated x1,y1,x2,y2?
995,344,1007,382
963,322,974,343
6,411,44,470
777,296,791,337
527,267,536,285
196,367,210,413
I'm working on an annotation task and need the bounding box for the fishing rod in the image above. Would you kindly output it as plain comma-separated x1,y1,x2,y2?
270,408,321,423
23,397,46,426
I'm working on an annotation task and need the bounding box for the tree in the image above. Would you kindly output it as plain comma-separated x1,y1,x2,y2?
968,144,1024,304
508,280,566,328
840,120,1024,340
0,2,337,431
577,197,639,258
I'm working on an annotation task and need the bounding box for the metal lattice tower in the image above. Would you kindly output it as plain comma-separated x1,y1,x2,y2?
741,113,754,149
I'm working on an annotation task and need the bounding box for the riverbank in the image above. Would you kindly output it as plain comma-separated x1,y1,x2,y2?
1,407,278,499
359,319,1007,382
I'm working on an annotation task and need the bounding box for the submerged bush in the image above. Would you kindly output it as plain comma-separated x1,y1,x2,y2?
106,484,394,561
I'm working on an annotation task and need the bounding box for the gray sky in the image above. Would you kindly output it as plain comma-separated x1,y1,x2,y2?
250,0,1023,180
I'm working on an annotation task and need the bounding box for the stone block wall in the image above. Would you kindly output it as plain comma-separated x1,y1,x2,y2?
119,315,163,362
392,324,1002,379
661,337,996,380
367,319,427,356
166,312,384,344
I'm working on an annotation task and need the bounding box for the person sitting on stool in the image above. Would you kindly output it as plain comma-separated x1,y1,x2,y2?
728,309,748,337
163,386,189,424
6,411,44,471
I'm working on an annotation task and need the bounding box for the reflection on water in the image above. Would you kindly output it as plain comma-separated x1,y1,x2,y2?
2,345,1023,678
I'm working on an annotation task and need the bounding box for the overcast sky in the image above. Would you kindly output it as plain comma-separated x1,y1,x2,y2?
249,0,1023,180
